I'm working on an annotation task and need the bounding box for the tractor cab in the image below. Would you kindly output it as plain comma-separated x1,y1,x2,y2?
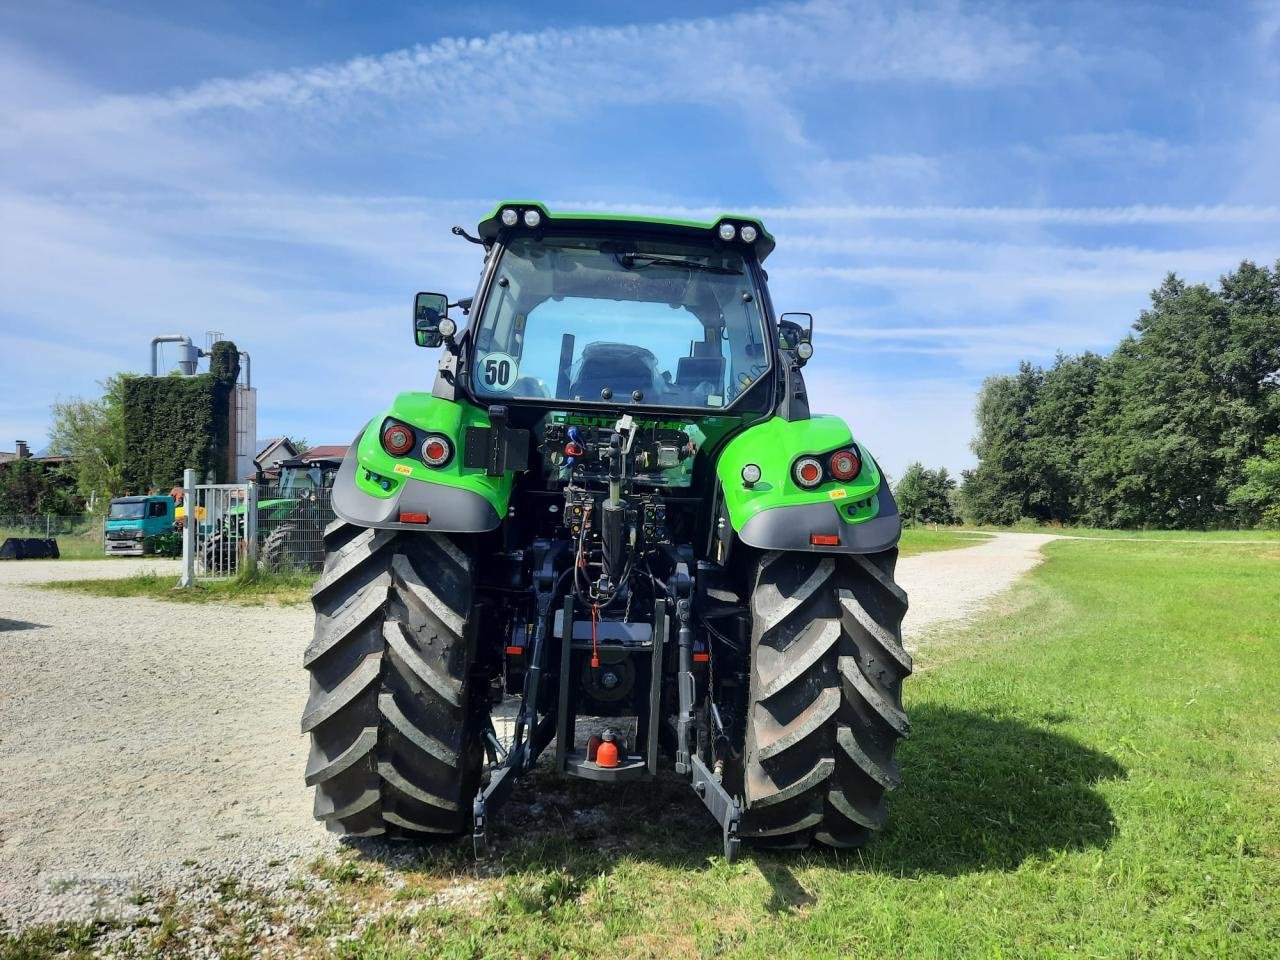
275,455,341,498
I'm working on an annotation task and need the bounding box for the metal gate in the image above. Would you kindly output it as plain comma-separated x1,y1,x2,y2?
255,483,334,572
179,470,256,585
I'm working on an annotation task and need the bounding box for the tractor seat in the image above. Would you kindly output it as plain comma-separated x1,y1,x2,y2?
569,342,661,400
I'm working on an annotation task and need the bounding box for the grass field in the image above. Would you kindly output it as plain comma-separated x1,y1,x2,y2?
1054,527,1280,541
973,523,1280,542
0,525,104,559
42,567,316,605
6,537,1278,958
897,527,993,556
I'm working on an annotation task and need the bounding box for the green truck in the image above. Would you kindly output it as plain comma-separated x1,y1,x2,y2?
105,495,176,556
301,202,911,859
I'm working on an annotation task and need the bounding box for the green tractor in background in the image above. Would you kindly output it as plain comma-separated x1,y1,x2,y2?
196,454,342,575
303,202,910,859
257,453,343,570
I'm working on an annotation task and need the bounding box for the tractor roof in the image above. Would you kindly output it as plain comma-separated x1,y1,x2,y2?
477,201,776,261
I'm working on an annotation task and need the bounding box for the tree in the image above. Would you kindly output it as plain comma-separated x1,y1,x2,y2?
0,458,83,516
1024,352,1105,522
954,363,1042,525
1081,263,1280,527
47,374,128,511
895,462,958,525
1228,436,1280,527
959,260,1280,529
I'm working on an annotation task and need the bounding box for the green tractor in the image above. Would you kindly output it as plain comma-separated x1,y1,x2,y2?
303,202,910,859
258,454,342,570
196,455,342,575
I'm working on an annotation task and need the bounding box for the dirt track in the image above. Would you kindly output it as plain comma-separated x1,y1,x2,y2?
0,533,1054,928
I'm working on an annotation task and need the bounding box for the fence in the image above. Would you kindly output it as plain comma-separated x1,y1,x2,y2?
3,485,336,572
184,482,254,582
0,515,101,538
254,483,333,573
177,471,335,584
0,515,105,558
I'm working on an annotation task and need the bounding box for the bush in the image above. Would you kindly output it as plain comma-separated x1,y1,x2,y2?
895,462,958,526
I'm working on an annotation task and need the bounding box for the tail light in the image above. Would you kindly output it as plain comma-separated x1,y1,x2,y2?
421,434,452,467
382,422,415,456
829,448,861,482
793,456,823,488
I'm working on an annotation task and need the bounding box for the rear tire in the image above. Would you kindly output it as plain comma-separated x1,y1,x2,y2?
260,522,297,570
195,531,233,576
302,521,484,838
740,549,911,849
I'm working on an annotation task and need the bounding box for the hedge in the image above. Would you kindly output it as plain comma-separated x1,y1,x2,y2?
121,340,240,490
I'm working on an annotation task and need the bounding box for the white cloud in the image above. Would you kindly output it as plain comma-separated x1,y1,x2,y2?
5,1,1046,135
1053,131,1179,165
572,202,1280,225
1,0,1274,473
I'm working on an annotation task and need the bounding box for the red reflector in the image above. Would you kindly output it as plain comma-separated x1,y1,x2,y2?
811,534,839,546
382,424,415,456
829,449,861,481
793,455,824,488
505,645,524,656
398,511,430,524
421,434,453,467
693,652,710,663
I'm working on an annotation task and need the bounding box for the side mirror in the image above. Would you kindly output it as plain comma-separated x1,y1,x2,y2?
779,312,814,365
413,292,450,348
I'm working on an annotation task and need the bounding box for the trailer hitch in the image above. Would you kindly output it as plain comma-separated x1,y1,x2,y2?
691,755,742,863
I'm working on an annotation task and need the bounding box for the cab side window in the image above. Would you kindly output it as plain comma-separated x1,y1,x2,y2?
149,501,167,517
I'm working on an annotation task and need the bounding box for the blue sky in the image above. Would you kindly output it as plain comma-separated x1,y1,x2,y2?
2,0,1278,478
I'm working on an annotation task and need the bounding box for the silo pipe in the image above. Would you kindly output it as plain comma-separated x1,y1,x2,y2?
151,335,192,376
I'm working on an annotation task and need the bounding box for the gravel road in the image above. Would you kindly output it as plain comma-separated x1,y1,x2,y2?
0,533,1055,929
898,532,1059,642
0,558,327,929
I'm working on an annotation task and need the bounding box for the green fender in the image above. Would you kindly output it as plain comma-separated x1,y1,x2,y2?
715,415,901,554
226,498,295,520
330,392,514,533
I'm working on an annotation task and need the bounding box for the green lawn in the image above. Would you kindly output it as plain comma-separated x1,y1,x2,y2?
973,523,1280,541
1053,527,1280,541
41,567,317,606
6,538,1278,958
0,525,104,559
897,527,994,556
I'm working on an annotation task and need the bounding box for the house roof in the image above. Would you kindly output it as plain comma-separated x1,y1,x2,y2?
0,451,74,465
254,436,299,465
300,445,348,462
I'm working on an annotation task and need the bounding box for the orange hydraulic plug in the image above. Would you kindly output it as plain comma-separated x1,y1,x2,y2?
596,730,620,768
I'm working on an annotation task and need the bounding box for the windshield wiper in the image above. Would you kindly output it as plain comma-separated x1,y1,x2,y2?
615,253,741,275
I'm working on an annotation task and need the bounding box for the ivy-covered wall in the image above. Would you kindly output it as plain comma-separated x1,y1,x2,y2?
121,340,240,490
